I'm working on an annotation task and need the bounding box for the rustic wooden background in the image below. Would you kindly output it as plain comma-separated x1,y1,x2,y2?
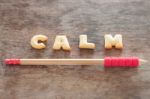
0,0,150,99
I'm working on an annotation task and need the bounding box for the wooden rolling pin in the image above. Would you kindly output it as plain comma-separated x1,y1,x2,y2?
4,57,147,67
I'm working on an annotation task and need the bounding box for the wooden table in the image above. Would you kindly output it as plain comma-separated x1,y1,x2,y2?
0,0,150,99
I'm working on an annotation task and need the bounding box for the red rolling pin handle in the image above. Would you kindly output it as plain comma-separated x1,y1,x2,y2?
104,57,139,67
5,59,21,65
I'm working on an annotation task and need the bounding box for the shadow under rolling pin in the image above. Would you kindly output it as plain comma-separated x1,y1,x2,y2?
4,57,147,68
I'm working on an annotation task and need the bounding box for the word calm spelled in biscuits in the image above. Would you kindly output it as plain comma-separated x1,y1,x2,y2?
30,34,123,50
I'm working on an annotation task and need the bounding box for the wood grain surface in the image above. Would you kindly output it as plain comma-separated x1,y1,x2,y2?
0,0,150,99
